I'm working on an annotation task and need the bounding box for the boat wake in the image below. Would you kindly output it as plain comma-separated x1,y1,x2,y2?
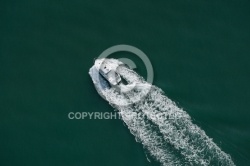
89,58,235,166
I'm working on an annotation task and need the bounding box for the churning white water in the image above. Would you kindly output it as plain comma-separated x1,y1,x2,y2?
89,59,235,166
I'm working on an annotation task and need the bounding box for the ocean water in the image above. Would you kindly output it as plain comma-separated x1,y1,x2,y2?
0,1,250,166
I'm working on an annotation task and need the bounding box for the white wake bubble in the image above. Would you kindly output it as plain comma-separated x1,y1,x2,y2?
89,60,235,166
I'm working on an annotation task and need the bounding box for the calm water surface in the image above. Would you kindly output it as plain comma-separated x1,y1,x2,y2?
1,1,250,165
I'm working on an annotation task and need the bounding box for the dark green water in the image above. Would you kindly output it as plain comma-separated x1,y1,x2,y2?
1,1,250,165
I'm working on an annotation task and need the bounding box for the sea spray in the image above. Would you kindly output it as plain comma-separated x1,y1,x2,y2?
89,59,235,166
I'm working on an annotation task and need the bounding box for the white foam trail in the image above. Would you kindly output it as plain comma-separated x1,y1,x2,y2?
117,105,185,165
138,86,235,165
90,61,235,166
